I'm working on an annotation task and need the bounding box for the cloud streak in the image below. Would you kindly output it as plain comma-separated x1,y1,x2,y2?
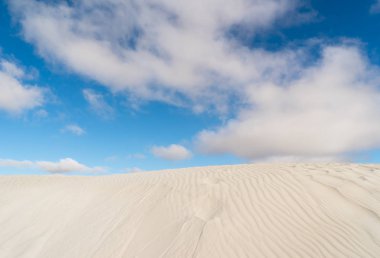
0,158,104,173
83,89,114,118
62,124,86,136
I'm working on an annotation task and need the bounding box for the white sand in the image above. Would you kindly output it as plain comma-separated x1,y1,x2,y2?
0,163,379,257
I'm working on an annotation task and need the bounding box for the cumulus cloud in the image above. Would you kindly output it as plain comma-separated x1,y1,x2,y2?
8,0,308,112
253,155,347,163
83,89,113,118
62,124,86,136
151,144,192,161
197,46,380,160
8,0,380,161
0,58,44,113
36,158,104,173
0,158,104,173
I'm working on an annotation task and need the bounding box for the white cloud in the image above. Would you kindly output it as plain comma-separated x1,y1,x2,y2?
34,109,48,118
151,144,192,161
62,124,85,136
36,158,103,173
8,0,380,161
0,58,44,113
104,155,118,162
123,167,145,173
8,0,307,112
1,60,25,78
82,88,113,118
127,153,146,160
252,155,347,163
0,158,104,173
0,159,34,168
197,46,380,160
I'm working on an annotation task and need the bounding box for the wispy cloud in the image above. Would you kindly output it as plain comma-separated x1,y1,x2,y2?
62,124,85,136
151,144,192,161
82,89,114,118
34,109,48,118
370,0,380,13
122,167,145,173
0,158,104,173
0,58,44,113
127,153,146,160
0,159,34,168
1,60,25,78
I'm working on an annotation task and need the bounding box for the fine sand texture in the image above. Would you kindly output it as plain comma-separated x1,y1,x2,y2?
0,163,380,257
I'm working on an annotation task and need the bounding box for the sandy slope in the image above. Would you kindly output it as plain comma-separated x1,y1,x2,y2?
0,164,379,258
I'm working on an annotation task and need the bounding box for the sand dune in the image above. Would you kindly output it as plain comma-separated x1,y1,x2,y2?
0,164,379,257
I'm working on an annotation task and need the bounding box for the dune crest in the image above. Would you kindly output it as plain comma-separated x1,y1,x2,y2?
0,164,379,257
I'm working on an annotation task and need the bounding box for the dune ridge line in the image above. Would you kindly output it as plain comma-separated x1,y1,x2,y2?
0,163,379,257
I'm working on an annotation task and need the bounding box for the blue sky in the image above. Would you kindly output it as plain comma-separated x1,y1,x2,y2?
1,0,380,174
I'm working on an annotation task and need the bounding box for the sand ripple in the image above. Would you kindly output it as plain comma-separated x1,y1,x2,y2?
0,164,379,257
